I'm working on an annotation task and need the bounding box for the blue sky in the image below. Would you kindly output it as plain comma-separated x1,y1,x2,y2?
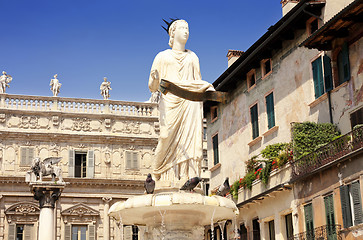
1,0,282,102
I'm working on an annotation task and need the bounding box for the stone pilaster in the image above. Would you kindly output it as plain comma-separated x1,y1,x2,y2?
102,197,112,240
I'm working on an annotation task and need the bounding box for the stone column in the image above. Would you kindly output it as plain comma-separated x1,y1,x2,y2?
30,183,65,240
103,197,112,240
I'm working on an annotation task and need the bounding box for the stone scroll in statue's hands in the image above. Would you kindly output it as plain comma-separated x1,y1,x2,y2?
159,79,227,103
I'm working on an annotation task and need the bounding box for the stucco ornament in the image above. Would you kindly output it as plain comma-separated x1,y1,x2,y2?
149,19,214,181
0,71,13,93
50,74,61,97
31,157,64,182
100,77,112,100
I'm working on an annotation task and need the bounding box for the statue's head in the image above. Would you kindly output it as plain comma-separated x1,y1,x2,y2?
2,71,6,75
168,19,189,48
54,74,58,78
104,77,107,82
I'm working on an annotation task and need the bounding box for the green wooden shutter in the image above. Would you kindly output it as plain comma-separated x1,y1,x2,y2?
68,149,75,177
251,104,259,139
89,225,96,240
8,223,16,240
266,93,275,129
340,185,353,228
212,134,219,165
87,150,94,178
24,225,34,240
64,224,71,240
324,194,336,240
312,57,324,98
323,55,333,92
342,42,350,83
351,181,363,225
304,203,314,240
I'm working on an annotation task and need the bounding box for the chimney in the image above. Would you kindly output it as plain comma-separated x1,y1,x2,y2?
281,0,299,16
227,50,244,68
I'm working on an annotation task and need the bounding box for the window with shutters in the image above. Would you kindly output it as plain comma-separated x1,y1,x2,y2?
265,92,275,130
340,181,363,228
285,213,294,239
337,42,350,85
250,104,259,139
268,220,275,240
212,133,219,165
126,151,139,170
311,54,333,99
8,224,34,240
20,147,34,166
350,108,363,130
75,152,87,178
247,69,256,90
304,203,314,240
68,150,94,178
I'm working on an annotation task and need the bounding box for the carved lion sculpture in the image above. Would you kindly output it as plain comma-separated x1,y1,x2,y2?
31,157,64,182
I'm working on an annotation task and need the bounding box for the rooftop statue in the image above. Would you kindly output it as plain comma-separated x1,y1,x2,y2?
148,19,215,182
31,157,64,182
0,71,13,93
100,77,112,100
50,74,61,97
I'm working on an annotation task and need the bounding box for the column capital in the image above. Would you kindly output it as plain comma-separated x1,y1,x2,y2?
30,183,65,208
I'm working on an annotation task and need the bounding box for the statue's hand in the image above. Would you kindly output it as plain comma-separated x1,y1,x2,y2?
151,70,160,82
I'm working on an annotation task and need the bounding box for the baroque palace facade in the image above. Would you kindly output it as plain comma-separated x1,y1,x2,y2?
205,0,363,240
0,94,159,240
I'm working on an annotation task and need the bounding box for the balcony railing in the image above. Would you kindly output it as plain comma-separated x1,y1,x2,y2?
291,126,363,181
0,94,158,117
288,224,342,240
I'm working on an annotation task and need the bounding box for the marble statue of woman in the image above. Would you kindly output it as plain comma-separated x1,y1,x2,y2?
149,19,214,182
50,74,61,97
0,71,13,93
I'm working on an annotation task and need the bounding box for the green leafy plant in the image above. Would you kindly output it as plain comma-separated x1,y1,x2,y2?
292,122,340,159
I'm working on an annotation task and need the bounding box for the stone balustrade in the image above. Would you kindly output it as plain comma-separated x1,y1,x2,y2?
0,94,158,117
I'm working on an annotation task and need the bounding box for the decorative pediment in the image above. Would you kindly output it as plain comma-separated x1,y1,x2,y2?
5,202,40,215
61,203,99,217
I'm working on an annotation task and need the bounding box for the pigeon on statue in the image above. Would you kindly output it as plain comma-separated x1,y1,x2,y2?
144,173,155,194
180,177,202,192
216,177,230,197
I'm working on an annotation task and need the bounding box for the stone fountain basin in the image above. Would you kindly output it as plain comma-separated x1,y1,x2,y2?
108,192,238,228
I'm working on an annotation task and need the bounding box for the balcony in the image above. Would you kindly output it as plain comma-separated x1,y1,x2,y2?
289,224,342,240
291,126,363,182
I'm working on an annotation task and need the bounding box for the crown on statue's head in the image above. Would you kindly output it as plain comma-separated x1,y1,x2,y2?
161,18,180,35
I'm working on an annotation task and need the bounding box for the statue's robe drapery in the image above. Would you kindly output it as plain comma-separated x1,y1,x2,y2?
149,49,213,180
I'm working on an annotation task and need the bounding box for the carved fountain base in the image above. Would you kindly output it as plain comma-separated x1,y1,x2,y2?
109,191,238,240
